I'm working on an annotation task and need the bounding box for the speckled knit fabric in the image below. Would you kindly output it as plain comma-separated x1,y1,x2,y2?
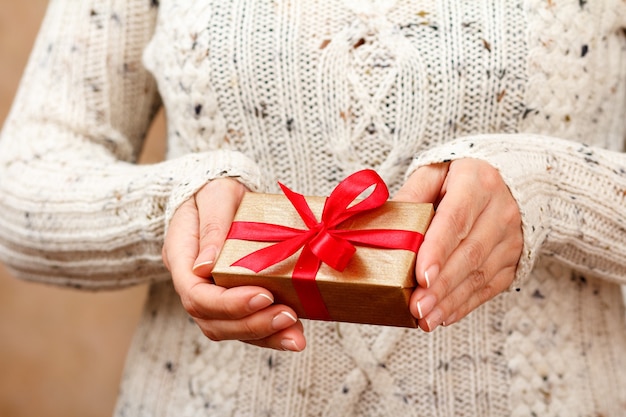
1,0,625,416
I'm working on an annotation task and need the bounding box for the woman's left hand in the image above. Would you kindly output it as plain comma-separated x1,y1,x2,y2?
394,158,523,332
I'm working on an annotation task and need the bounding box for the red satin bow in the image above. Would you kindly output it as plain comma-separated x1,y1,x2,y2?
227,169,424,320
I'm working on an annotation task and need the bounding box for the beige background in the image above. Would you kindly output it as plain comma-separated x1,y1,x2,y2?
0,1,165,416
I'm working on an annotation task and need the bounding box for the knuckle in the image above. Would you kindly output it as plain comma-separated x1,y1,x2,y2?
475,284,497,306
446,207,472,240
180,294,203,319
511,236,524,259
215,290,246,320
178,283,209,319
199,220,227,242
461,238,487,269
467,268,488,292
201,326,223,342
436,273,454,297
241,320,264,341
207,177,246,197
478,164,502,191
221,303,242,321
502,201,522,227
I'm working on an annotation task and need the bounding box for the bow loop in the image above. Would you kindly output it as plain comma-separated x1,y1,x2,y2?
322,169,389,227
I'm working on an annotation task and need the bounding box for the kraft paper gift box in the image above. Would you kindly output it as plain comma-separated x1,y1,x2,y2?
212,170,434,328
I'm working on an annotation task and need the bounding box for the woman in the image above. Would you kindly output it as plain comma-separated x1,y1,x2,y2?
0,0,625,415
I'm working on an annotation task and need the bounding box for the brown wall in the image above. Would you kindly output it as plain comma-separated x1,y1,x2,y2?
0,2,165,416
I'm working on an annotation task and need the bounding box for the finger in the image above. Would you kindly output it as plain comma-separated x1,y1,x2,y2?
393,163,448,290
414,160,498,290
441,266,517,328
193,178,246,277
165,195,276,322
244,320,307,352
181,282,278,320
410,196,516,321
417,236,520,332
166,197,226,317
432,197,521,310
196,305,304,346
165,197,201,278
393,163,449,204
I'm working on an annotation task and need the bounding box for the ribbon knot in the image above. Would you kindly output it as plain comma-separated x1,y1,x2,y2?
226,169,423,320
308,222,356,272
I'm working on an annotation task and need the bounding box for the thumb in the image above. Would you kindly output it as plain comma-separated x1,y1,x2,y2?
393,162,450,204
192,178,247,278
393,162,449,291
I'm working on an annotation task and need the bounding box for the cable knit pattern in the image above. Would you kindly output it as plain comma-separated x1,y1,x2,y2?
0,0,625,416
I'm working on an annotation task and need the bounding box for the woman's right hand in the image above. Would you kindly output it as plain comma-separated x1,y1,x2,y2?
163,178,306,352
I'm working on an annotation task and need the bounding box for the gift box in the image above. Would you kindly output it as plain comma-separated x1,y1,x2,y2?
212,170,434,328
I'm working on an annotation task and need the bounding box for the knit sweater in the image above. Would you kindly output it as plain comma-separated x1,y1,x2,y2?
1,0,625,415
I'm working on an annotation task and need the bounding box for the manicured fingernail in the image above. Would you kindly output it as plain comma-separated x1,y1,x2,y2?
193,246,218,275
272,311,297,330
424,265,439,289
415,294,436,319
443,313,457,326
425,309,443,332
248,293,274,311
192,260,213,273
280,338,301,352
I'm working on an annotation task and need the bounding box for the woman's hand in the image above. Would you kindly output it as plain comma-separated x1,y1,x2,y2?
162,178,306,351
394,159,523,332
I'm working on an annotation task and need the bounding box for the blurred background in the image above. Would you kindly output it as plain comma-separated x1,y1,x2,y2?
0,1,165,416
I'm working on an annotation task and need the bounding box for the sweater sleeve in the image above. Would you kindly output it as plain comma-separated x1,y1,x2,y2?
0,0,265,289
406,134,626,288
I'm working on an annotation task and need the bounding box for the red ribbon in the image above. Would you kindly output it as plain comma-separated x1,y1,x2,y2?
227,169,424,320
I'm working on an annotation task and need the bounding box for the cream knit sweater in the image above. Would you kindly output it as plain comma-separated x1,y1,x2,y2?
1,0,625,416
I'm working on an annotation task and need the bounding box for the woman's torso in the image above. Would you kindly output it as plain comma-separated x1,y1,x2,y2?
114,1,626,416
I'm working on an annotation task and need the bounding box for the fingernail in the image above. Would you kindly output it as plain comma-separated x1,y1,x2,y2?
425,309,443,332
444,312,457,326
280,338,301,352
193,246,218,275
272,311,297,330
192,260,213,273
424,265,439,289
248,293,274,311
415,294,436,319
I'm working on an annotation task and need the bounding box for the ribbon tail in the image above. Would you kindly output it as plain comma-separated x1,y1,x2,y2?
231,232,314,273
279,182,319,228
228,221,307,241
291,245,332,321
332,229,424,252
